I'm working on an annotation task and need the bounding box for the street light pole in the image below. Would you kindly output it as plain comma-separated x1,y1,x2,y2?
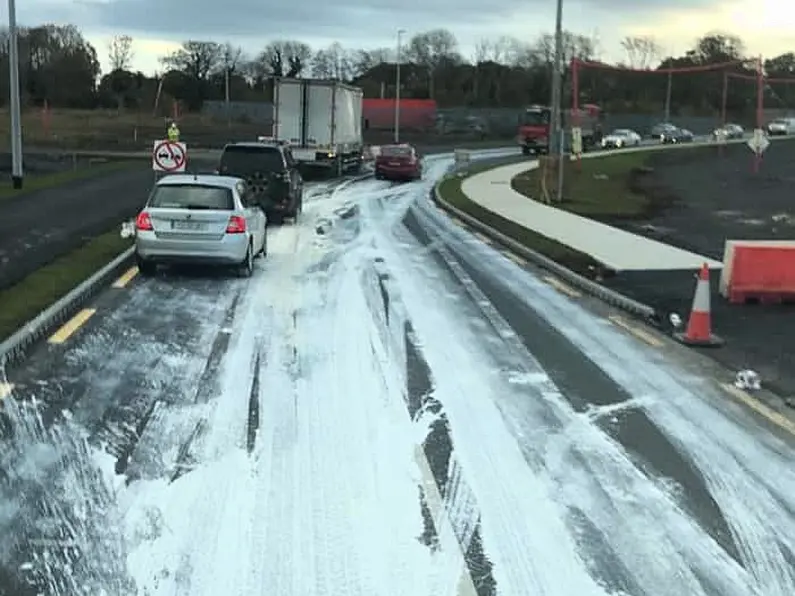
395,29,405,144
8,0,24,189
548,0,564,201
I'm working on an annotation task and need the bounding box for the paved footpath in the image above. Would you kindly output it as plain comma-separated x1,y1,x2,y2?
461,161,723,272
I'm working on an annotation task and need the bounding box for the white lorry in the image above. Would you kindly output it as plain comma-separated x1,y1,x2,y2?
272,78,364,176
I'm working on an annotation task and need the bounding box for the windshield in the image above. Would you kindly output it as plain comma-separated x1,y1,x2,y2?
148,184,234,210
521,109,550,126
219,145,284,174
612,130,631,136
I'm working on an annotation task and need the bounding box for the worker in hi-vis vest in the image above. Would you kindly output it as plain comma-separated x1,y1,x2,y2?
167,121,180,142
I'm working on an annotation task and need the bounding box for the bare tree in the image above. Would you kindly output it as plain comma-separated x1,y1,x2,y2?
312,42,351,80
257,40,312,77
220,42,243,73
474,36,517,64
161,41,223,80
350,48,392,78
108,34,133,71
620,36,661,69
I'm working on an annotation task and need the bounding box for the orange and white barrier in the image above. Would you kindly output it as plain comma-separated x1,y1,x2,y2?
720,240,795,304
675,263,723,346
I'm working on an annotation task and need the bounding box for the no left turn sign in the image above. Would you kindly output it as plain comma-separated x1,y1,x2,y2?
152,140,187,172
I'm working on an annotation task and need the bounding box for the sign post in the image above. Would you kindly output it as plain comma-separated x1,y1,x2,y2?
152,139,187,173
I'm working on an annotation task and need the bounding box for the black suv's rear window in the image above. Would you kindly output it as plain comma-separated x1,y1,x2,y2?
219,146,284,174
149,184,234,210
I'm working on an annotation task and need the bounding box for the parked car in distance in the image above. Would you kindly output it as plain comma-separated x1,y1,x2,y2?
217,141,303,224
134,174,268,278
649,122,678,139
661,127,694,144
600,129,641,149
713,123,744,139
374,144,423,181
766,117,795,136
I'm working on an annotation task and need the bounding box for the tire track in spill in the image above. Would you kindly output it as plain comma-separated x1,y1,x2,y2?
364,257,497,596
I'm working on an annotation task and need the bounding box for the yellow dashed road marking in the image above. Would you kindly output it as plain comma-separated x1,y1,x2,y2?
0,383,14,400
608,315,663,347
721,383,795,437
49,308,96,345
112,266,138,288
543,275,581,298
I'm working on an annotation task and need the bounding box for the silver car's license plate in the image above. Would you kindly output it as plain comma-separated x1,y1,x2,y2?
172,220,205,231
389,161,401,166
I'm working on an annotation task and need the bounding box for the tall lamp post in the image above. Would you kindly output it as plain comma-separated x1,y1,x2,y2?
549,0,564,201
8,0,24,189
395,29,405,144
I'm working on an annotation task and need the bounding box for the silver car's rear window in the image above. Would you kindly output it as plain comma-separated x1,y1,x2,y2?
149,184,234,210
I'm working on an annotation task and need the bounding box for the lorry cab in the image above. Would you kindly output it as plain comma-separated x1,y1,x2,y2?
518,106,551,155
517,104,603,155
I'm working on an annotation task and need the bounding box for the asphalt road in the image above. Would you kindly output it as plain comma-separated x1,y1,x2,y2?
596,139,795,398
0,167,155,290
0,155,793,595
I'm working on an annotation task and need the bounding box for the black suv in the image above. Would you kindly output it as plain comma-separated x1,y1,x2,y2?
218,141,303,224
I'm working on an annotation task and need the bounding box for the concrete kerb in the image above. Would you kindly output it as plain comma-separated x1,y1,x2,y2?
0,246,135,368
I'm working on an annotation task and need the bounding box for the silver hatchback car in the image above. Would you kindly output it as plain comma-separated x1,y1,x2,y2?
134,174,268,277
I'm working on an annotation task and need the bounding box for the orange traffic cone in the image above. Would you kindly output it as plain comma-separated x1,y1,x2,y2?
675,263,723,347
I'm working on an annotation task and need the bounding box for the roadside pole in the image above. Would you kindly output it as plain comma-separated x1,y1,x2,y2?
549,0,564,202
8,0,23,189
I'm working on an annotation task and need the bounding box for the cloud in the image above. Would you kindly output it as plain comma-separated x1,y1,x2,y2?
27,0,718,44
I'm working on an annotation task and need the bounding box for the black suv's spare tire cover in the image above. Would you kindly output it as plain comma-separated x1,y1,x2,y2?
247,171,269,196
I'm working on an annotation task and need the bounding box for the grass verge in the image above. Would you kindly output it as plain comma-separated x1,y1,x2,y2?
436,158,602,277
510,144,726,220
0,231,132,341
0,160,139,201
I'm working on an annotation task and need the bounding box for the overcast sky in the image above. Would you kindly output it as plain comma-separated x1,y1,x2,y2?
18,0,795,74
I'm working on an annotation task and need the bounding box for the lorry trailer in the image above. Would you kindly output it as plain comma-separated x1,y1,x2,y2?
273,78,364,176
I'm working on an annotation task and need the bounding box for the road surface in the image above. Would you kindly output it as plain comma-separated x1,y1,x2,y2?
0,152,793,596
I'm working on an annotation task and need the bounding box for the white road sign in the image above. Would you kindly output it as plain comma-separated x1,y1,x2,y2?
747,128,769,154
152,140,187,172
571,127,583,155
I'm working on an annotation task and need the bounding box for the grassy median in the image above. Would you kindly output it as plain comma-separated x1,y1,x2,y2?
0,160,139,202
436,158,602,277
0,231,132,341
510,145,727,220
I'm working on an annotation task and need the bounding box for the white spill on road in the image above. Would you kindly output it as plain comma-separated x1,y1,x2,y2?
405,195,795,595
114,179,468,595
1,155,793,595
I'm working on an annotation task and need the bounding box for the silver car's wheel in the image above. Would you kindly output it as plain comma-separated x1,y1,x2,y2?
238,243,253,277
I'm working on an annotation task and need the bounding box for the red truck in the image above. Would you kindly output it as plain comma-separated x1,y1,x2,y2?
517,104,603,155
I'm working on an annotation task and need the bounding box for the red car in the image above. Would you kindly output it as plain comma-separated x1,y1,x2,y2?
374,144,422,181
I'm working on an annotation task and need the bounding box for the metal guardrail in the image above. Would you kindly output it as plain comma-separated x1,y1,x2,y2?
0,247,135,368
430,135,793,324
